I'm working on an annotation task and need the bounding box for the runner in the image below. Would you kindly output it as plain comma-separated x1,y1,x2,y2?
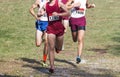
61,0,70,33
29,0,49,66
66,0,95,64
45,0,69,73
61,0,70,50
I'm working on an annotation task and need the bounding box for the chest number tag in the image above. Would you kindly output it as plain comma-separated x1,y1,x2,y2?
49,15,59,21
76,10,84,14
72,8,85,14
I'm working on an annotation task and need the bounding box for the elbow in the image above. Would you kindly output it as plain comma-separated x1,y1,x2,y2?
29,8,32,13
29,7,33,14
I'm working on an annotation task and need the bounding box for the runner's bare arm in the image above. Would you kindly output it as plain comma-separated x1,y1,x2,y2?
52,2,70,16
59,2,70,16
29,0,40,20
86,0,95,9
66,0,80,9
66,0,73,9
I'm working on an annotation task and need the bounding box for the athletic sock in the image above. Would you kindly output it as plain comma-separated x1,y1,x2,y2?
43,54,47,63
77,56,80,58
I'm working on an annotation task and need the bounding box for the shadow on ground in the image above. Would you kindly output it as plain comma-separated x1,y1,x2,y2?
55,58,77,68
18,57,118,77
106,45,120,56
88,48,108,54
20,57,40,64
20,57,49,74
88,45,120,56
108,32,120,56
52,67,116,77
88,32,120,56
0,74,19,77
19,57,77,75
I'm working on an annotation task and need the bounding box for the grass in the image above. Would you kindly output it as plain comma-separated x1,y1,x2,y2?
0,0,120,77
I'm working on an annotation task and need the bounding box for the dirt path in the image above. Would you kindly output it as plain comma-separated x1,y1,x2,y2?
0,55,120,77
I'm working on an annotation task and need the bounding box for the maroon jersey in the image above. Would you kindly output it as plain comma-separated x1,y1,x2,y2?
61,0,68,4
46,0,65,36
61,0,69,20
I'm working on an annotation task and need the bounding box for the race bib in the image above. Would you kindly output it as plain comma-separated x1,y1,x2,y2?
75,10,84,14
71,8,84,14
49,15,59,21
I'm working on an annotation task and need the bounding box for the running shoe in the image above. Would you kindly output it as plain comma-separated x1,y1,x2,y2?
76,56,81,64
41,61,48,67
49,68,54,73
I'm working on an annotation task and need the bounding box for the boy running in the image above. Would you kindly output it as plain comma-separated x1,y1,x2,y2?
66,0,95,64
45,0,69,73
29,0,49,66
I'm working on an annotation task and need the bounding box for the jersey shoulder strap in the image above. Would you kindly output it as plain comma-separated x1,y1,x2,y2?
39,0,45,10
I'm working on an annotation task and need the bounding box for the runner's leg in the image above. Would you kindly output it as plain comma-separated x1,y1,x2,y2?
43,32,48,63
35,30,43,47
71,31,78,42
62,20,69,50
63,20,69,33
48,34,56,70
77,30,85,57
55,35,64,53
76,30,85,63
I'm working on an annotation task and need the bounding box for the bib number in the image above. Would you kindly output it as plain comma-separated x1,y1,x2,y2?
49,16,59,21
75,10,84,14
71,8,84,14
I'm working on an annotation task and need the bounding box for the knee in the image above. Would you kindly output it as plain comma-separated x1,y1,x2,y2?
50,48,55,52
78,39,84,44
72,37,77,42
36,43,41,47
36,45,40,47
49,46,54,51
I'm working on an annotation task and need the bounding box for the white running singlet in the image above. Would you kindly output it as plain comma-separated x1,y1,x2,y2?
38,0,48,21
71,0,86,18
